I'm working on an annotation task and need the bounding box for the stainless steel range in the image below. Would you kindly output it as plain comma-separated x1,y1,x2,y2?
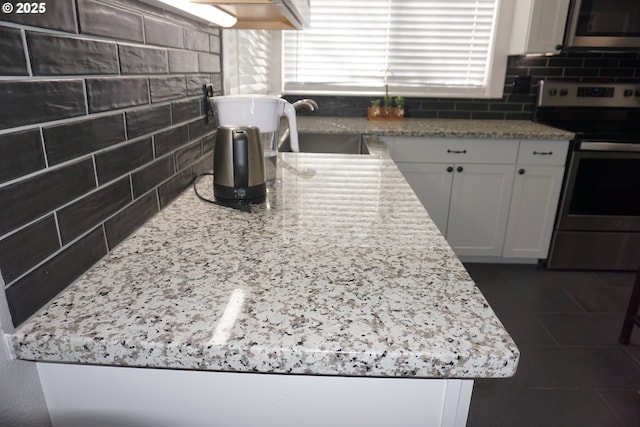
535,80,640,271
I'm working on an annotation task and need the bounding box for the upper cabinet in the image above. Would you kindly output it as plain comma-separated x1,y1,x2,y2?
193,0,310,30
509,0,571,55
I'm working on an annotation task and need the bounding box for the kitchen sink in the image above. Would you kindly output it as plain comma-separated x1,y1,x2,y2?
279,133,369,154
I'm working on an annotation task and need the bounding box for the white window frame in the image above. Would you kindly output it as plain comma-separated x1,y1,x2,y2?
276,0,515,99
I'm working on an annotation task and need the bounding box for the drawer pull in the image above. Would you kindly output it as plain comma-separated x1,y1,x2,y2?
447,149,467,154
456,166,464,173
446,166,454,173
533,150,553,155
518,168,526,175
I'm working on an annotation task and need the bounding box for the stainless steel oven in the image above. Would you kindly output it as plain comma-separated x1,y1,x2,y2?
536,81,640,270
565,0,640,49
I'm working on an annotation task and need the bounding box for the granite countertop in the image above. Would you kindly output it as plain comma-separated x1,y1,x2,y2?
9,141,519,378
296,116,574,140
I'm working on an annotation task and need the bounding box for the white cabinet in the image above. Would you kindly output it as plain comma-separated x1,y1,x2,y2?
503,140,568,258
398,163,452,235
446,164,515,257
385,136,569,261
387,137,517,257
509,0,571,54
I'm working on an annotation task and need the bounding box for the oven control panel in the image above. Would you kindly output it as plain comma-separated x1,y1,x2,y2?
538,81,640,107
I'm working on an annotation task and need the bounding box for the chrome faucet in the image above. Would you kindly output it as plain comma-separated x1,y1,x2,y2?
279,99,319,149
292,98,319,112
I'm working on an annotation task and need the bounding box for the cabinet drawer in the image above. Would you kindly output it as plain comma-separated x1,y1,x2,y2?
517,139,569,166
392,137,519,164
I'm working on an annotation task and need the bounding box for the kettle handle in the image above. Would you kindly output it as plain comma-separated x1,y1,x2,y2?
233,129,249,189
283,101,299,152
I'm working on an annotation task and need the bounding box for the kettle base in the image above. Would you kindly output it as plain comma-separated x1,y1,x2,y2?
214,183,267,204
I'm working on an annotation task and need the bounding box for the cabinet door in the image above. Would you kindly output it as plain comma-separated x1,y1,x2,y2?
446,164,515,257
503,165,564,259
397,163,453,235
510,0,570,54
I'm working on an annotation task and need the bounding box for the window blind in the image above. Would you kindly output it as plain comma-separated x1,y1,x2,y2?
283,0,500,96
224,29,274,94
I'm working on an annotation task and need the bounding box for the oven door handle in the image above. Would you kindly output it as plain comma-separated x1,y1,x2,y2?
579,141,640,152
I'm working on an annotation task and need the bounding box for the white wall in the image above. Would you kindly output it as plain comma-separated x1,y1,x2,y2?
0,285,51,426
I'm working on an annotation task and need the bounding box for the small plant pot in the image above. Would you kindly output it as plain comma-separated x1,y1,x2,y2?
367,107,405,121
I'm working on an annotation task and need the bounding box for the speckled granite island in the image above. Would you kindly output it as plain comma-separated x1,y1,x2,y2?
9,139,519,427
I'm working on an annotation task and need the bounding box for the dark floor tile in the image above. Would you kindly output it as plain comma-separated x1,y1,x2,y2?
599,389,640,427
596,271,637,288
561,281,633,313
499,265,604,289
496,312,556,346
468,388,623,427
516,346,640,389
624,344,640,364
536,312,636,346
476,281,582,314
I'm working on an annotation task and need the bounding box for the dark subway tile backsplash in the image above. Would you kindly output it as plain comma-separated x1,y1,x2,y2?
2,0,76,33
0,27,28,76
154,124,189,157
198,53,221,73
0,159,96,237
157,168,194,209
43,114,127,165
95,138,154,184
0,130,46,184
57,177,132,244
27,32,119,76
288,51,640,120
145,16,184,49
119,44,169,74
77,0,144,42
0,1,222,327
0,215,60,284
6,227,107,327
104,191,159,250
150,76,187,103
171,98,201,124
0,80,86,130
184,29,211,52
131,155,175,198
86,77,150,113
126,104,172,139
169,50,200,73
175,141,203,171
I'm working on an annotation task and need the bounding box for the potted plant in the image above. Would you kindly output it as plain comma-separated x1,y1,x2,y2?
394,96,405,118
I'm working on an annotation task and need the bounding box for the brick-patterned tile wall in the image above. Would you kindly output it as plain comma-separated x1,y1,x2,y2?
287,51,640,120
0,0,223,328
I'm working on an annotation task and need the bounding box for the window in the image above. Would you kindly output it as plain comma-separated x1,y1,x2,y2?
282,0,514,98
223,29,276,94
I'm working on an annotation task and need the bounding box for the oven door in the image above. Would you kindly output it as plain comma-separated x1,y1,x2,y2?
557,143,640,231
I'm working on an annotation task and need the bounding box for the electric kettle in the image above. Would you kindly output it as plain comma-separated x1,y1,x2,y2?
210,95,299,186
213,126,266,205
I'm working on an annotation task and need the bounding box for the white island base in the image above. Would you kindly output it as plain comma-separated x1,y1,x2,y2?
37,362,473,427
